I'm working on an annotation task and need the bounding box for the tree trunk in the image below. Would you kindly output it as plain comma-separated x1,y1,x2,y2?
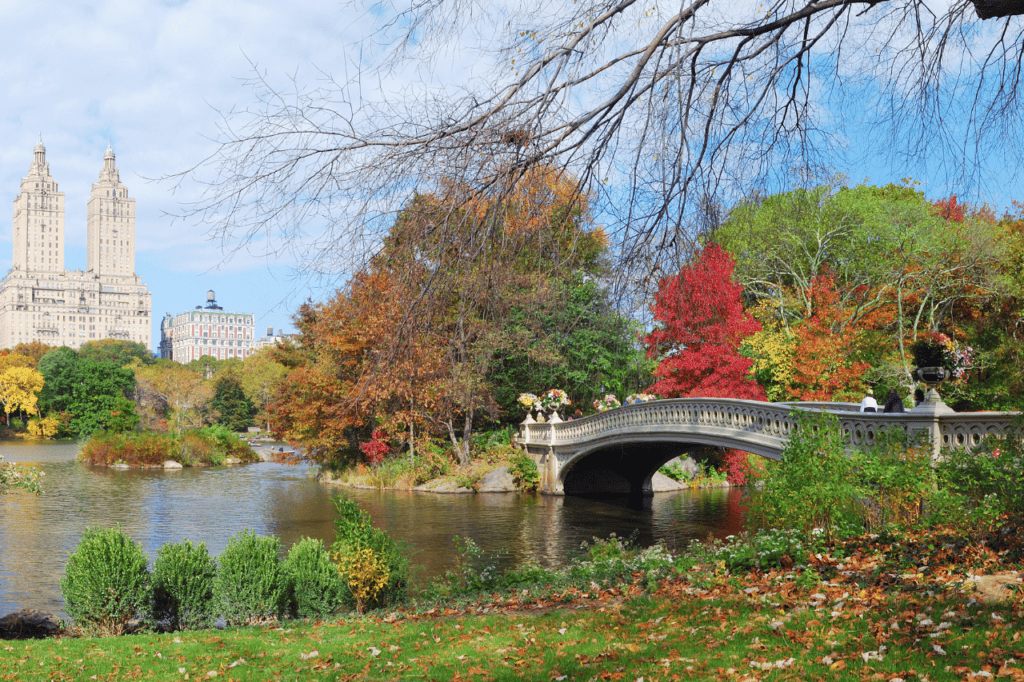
459,408,474,467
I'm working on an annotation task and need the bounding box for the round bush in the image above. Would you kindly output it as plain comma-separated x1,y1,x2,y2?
283,537,346,619
214,530,287,626
152,539,217,631
60,526,152,636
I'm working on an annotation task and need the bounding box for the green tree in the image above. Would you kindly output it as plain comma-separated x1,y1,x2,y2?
78,339,156,367
211,376,255,431
490,275,653,419
37,349,138,436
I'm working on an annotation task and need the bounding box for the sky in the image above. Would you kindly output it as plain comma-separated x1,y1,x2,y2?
0,1,375,349
2,2,1021,354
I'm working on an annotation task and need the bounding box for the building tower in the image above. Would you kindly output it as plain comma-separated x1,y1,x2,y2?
86,145,136,277
12,141,66,273
0,142,152,350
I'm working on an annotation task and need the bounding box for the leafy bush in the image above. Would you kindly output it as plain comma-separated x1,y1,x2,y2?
214,530,287,626
331,496,408,611
151,540,218,631
60,526,152,635
283,537,346,619
745,411,862,538
337,547,390,615
509,453,539,491
936,428,1024,515
852,427,934,530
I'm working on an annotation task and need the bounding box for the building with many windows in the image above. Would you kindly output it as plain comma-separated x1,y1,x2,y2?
159,291,255,363
0,142,152,349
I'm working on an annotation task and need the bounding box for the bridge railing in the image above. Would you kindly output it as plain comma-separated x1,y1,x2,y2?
518,397,1020,456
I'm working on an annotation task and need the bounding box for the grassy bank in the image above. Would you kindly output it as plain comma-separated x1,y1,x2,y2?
3,528,1022,681
79,427,257,467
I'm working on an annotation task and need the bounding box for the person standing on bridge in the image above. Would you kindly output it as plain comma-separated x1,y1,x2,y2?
882,389,905,413
860,389,878,413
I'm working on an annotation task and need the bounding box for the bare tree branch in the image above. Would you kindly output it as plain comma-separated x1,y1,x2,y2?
168,0,1024,296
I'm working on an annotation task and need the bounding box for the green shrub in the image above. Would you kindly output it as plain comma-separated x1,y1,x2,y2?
60,526,152,635
936,426,1024,516
852,427,934,530
214,530,287,626
151,540,217,631
332,496,408,611
283,538,346,619
745,411,862,538
509,453,539,491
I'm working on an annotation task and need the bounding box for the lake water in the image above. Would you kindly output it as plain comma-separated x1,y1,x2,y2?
0,441,744,617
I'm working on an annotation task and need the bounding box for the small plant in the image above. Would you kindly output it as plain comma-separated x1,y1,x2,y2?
332,496,408,610
151,539,217,631
60,526,152,636
214,530,287,626
509,452,540,491
336,547,390,615
283,537,346,619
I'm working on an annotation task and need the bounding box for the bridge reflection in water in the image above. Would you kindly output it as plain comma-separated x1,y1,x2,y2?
519,397,1019,496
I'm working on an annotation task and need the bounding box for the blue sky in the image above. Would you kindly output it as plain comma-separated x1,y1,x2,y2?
2,1,1021,352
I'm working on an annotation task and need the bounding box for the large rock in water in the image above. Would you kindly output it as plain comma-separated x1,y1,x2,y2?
0,609,61,639
651,471,688,492
476,466,516,492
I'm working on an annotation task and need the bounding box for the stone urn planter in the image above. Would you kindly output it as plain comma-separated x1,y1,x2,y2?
915,366,948,388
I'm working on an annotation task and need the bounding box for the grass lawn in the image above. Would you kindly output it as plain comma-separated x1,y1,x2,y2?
4,529,1022,681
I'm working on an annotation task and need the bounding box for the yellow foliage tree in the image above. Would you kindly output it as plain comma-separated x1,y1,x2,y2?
0,366,44,425
27,416,60,439
741,303,797,402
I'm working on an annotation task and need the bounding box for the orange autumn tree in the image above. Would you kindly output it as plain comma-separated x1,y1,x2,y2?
274,167,608,466
787,275,874,401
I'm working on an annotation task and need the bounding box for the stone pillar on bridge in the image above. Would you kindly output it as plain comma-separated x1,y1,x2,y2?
906,388,954,463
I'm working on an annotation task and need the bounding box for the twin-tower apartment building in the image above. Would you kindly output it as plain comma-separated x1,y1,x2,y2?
0,142,152,349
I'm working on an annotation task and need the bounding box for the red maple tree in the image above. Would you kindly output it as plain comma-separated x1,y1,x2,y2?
645,244,766,400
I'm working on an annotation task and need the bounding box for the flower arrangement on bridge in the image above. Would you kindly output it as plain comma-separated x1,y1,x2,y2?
592,394,621,412
911,332,974,380
625,393,658,405
539,389,571,412
516,393,539,412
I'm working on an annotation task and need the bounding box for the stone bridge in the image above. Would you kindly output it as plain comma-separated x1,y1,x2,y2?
517,396,1019,496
